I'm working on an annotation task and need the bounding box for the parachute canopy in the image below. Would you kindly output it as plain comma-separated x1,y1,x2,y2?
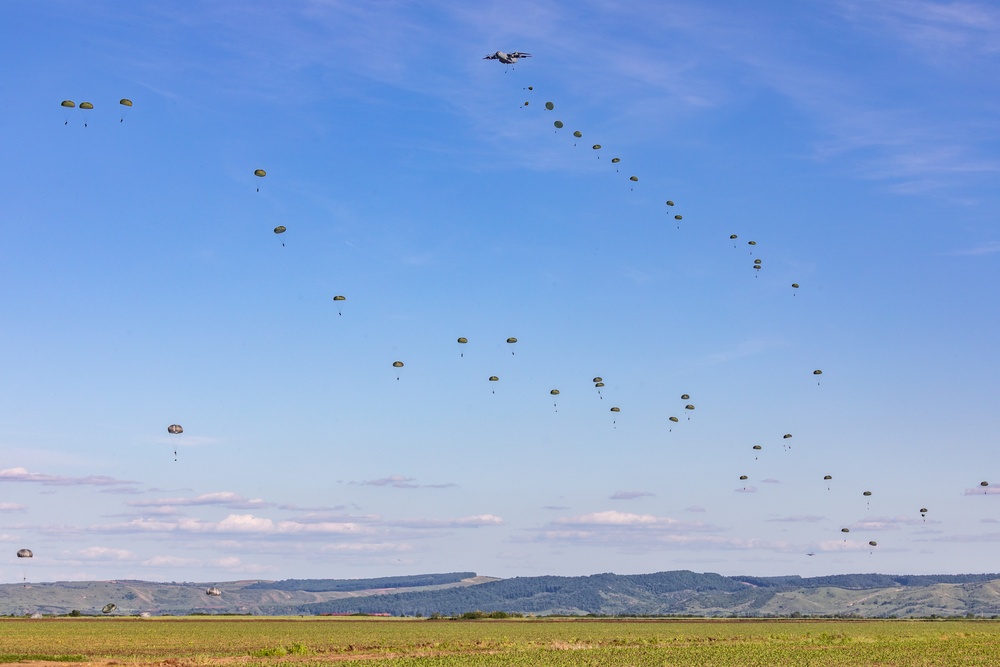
544,102,554,110
206,587,222,596
666,201,675,206
550,389,560,396
611,157,620,163
610,407,620,412
823,475,833,480
573,131,582,138
869,541,878,547
167,424,183,435
60,100,75,108
674,215,682,220
783,434,793,439
813,370,823,375
791,283,800,289
592,144,601,150
863,491,872,496
748,241,757,246
630,176,638,182
119,98,133,107
333,295,346,301
739,475,748,480
79,102,94,109
680,394,690,400
457,337,468,344
254,169,266,177
506,337,517,344
489,376,499,382
592,377,603,383
16,549,32,558
668,416,679,423
730,234,738,240
554,120,564,129
392,361,404,368
684,404,695,411
273,226,286,234
752,445,762,450
841,528,850,533
102,604,117,614
594,382,605,387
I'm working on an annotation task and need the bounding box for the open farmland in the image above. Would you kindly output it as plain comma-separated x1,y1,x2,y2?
2,618,1000,666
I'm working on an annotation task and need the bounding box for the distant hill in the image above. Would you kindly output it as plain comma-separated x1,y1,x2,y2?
3,571,1000,618
243,572,477,593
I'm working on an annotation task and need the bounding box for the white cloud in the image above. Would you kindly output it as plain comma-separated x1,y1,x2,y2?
77,546,137,561
0,503,27,512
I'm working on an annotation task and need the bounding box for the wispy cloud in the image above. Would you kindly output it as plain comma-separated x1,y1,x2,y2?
609,490,655,500
0,503,27,512
354,475,457,489
0,467,137,487
767,515,825,523
964,485,1000,495
388,514,504,529
947,241,1000,256
126,491,273,510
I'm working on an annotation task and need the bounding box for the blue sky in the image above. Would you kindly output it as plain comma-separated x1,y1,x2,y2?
2,0,999,584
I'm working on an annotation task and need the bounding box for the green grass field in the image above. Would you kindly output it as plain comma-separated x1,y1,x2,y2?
2,618,999,666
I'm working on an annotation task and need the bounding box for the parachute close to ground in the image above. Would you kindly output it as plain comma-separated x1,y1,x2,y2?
102,604,117,614
206,587,222,596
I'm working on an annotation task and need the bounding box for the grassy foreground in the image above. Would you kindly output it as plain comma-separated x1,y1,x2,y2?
1,617,999,666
